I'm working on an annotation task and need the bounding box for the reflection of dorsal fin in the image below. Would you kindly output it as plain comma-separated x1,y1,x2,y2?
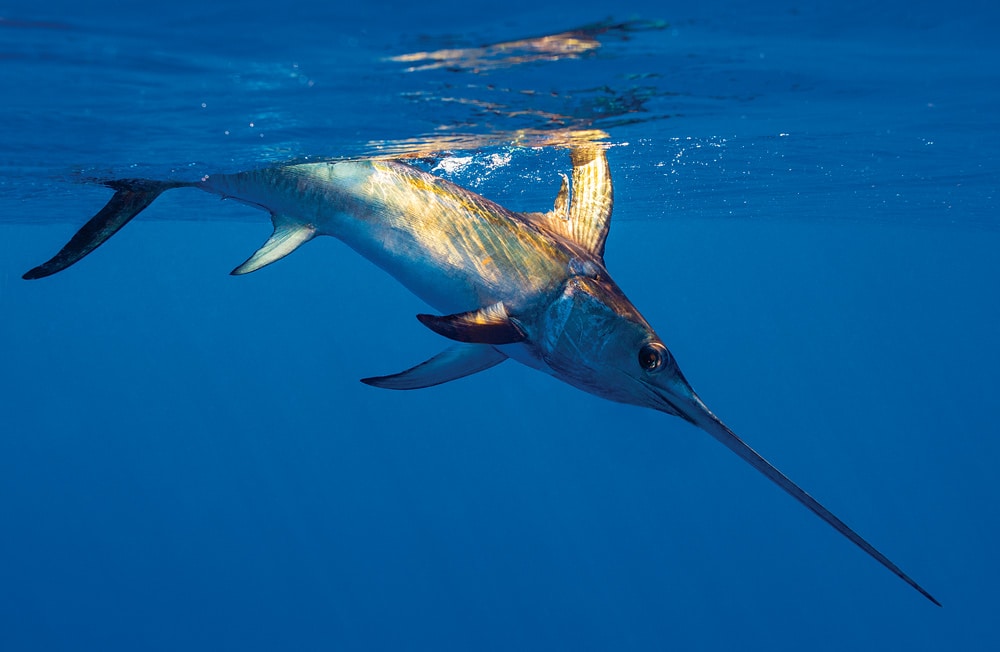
529,144,613,260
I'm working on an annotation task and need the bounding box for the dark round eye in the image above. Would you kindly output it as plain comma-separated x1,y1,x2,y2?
638,342,669,373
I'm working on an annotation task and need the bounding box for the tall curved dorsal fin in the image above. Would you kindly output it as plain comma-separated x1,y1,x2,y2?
565,144,613,257
528,144,613,260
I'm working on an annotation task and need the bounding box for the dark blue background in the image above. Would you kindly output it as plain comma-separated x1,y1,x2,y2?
1,1,998,649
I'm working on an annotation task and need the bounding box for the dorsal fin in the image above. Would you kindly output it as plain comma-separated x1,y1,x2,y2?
529,144,613,260
551,173,569,219
565,144,613,256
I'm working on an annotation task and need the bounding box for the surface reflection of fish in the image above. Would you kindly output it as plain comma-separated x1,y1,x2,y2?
25,141,938,605
387,19,663,73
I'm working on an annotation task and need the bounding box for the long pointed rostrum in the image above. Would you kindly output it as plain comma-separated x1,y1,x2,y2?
686,394,940,606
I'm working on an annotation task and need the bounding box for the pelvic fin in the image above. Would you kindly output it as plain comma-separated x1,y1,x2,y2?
361,343,507,390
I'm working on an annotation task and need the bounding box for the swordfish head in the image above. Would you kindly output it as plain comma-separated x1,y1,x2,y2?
373,142,937,605
521,269,941,606
529,273,704,420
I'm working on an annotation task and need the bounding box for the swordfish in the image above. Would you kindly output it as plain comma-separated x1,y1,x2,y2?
24,144,938,604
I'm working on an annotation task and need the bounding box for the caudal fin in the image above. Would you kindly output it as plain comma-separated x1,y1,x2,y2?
23,179,187,280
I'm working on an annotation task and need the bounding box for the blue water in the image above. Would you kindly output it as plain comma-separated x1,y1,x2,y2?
2,0,999,649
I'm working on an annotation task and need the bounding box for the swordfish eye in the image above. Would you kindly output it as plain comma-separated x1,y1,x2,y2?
637,341,670,373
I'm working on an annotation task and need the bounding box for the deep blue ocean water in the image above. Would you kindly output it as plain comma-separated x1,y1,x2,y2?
2,0,999,649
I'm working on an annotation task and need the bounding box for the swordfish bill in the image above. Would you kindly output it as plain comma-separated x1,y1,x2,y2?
24,144,939,605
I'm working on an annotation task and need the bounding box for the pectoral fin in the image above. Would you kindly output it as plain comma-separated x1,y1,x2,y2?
417,302,525,345
231,214,316,275
361,343,507,390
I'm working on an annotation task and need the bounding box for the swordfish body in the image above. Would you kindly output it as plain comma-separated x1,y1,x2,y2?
24,145,938,604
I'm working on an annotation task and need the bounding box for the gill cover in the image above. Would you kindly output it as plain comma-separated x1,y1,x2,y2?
536,275,657,404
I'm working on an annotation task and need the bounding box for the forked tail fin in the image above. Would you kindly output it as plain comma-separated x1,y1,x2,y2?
23,179,188,280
